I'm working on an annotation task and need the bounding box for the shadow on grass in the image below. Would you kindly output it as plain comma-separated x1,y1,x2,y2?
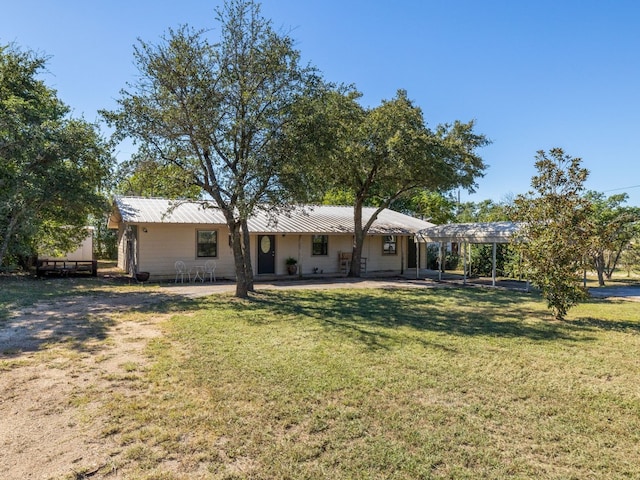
236,287,595,348
569,299,640,334
4,275,636,356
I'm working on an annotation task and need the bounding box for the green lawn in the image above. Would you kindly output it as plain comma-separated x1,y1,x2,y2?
100,287,640,479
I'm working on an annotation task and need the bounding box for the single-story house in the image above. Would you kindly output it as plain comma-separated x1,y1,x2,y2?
107,196,434,280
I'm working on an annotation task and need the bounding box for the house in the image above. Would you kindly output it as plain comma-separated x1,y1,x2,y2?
107,196,434,280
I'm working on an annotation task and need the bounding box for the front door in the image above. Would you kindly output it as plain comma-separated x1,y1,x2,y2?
257,235,276,274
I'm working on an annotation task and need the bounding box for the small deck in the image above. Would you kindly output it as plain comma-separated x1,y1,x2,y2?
36,259,98,277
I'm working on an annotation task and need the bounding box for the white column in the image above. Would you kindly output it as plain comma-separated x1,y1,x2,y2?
463,241,467,285
298,235,302,277
492,242,497,287
415,237,420,279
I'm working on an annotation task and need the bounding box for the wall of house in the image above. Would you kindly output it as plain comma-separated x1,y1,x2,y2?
276,234,351,275
120,223,424,280
366,236,402,272
116,225,127,271
260,234,409,275
134,223,235,279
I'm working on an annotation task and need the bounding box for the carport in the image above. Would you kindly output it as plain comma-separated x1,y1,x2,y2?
415,221,522,287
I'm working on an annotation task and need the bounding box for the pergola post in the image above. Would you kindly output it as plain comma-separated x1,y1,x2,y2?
415,237,420,279
463,241,467,285
298,235,302,278
438,241,443,281
492,242,497,287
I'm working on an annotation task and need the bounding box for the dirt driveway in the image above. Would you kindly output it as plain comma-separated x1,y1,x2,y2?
1,277,636,479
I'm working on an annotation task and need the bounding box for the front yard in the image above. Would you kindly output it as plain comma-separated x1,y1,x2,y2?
1,278,640,478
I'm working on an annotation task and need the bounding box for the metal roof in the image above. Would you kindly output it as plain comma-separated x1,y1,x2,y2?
109,196,434,235
416,221,521,243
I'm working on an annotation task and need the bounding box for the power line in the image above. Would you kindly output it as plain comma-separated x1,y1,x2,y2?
602,184,640,193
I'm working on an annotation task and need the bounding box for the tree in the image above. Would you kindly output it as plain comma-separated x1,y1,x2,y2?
585,191,640,286
0,45,112,267
620,237,640,277
456,198,510,223
115,152,202,199
511,148,592,320
394,190,457,224
103,0,326,297
319,89,489,276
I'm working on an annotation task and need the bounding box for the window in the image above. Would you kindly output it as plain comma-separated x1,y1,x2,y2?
382,235,397,255
197,230,217,257
312,235,328,256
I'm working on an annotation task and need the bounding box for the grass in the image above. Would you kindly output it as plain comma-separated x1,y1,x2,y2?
96,287,640,479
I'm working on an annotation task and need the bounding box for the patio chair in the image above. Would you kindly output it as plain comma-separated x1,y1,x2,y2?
204,260,217,282
175,260,188,283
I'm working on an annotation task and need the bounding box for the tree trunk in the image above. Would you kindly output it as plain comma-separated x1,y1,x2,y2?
0,210,22,267
605,248,624,280
229,222,250,298
349,198,389,278
241,218,254,292
349,203,364,277
594,253,606,287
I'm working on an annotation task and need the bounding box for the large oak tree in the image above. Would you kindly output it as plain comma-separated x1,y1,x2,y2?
104,0,327,297
319,89,489,276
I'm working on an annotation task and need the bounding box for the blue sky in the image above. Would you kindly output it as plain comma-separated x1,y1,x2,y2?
2,0,639,206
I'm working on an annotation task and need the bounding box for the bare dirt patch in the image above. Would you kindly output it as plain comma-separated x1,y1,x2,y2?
0,289,177,479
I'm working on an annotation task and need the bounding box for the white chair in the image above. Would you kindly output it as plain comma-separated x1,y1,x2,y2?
204,260,216,282
175,260,188,283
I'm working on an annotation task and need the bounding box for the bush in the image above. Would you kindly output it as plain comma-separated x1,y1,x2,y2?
425,244,461,270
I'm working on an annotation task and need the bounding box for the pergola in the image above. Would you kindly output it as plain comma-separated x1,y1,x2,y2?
415,221,522,286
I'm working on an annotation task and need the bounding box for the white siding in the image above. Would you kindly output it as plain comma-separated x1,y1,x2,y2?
116,225,127,271
63,232,93,261
266,234,411,275
137,223,237,279
272,234,352,275
366,236,402,272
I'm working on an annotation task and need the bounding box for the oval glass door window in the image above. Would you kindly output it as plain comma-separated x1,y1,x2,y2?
260,236,271,254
